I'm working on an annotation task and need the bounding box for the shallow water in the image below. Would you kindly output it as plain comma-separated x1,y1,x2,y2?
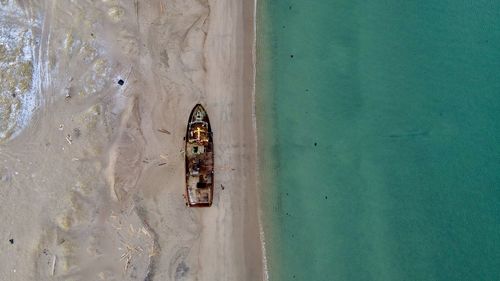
258,1,500,280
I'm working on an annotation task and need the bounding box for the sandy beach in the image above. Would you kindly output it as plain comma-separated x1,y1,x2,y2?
0,0,262,280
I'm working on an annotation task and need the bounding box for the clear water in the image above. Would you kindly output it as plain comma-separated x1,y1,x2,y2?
257,1,500,280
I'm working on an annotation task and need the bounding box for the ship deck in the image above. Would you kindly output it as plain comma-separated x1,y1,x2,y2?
185,104,214,207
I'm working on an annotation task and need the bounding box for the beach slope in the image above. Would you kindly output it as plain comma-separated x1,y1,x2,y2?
0,0,262,280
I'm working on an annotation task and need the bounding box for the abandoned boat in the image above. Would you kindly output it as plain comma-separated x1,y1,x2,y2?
184,104,214,207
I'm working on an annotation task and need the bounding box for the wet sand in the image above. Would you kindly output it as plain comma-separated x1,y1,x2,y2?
0,0,262,280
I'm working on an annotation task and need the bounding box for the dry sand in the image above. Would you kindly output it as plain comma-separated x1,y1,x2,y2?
0,0,263,280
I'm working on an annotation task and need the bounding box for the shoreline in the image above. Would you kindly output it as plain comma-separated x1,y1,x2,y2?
255,0,278,279
253,0,271,280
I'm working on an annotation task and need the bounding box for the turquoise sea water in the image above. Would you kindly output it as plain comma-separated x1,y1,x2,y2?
256,1,500,280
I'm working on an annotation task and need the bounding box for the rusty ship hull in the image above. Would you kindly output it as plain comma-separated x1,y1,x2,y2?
184,104,214,207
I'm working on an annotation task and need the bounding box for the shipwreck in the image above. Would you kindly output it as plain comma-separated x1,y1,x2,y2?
184,104,214,207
